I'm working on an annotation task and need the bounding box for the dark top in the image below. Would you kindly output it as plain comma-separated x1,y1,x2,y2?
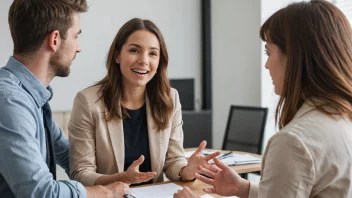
123,104,152,185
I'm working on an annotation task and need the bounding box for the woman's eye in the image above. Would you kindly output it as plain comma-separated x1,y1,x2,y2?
129,49,138,53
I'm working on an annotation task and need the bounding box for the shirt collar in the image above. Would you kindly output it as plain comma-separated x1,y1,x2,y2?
293,100,318,119
5,56,53,108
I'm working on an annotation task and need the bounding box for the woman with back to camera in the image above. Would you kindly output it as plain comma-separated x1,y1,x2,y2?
68,18,219,186
174,0,352,197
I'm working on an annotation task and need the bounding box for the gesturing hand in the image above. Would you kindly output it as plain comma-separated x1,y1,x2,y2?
195,158,250,197
123,155,157,184
181,140,220,181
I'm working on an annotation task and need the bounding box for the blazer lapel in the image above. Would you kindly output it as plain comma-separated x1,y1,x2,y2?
106,106,125,173
146,96,162,182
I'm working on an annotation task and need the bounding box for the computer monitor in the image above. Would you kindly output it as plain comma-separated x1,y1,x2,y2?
169,79,194,110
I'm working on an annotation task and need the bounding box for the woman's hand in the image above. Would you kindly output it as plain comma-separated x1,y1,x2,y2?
196,158,250,197
181,140,220,181
122,155,157,184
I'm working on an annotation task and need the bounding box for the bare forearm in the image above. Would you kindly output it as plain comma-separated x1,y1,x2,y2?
95,172,126,186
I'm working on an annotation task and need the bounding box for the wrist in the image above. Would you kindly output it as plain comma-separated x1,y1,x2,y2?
237,179,250,198
180,165,195,181
118,171,128,183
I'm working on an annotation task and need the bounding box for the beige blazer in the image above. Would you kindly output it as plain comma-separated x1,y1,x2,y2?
249,101,352,198
68,85,187,186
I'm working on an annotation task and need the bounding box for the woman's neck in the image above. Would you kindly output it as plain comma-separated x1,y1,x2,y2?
121,85,146,110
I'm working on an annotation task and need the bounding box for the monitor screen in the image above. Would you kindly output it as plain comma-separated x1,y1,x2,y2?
169,79,194,110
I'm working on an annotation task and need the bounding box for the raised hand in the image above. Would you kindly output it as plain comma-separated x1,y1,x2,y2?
123,155,157,184
181,140,220,181
173,186,200,198
195,158,250,197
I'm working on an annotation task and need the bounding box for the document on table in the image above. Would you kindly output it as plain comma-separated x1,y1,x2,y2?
131,183,182,198
200,194,214,198
185,150,261,166
200,194,239,198
209,154,261,166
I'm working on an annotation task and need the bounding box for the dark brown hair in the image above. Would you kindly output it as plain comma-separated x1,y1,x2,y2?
96,18,173,131
8,0,88,54
260,0,352,129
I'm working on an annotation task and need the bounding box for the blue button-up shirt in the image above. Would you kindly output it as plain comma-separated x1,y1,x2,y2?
0,57,86,198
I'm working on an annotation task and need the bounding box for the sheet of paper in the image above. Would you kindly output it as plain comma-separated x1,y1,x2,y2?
131,183,182,198
200,194,214,198
209,154,261,166
200,194,239,198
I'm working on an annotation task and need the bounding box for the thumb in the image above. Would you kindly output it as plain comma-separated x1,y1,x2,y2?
195,140,207,154
130,155,145,169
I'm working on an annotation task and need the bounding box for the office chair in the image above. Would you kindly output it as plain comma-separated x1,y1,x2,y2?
222,105,268,178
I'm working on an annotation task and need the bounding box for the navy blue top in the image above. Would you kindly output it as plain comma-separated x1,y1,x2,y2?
123,104,152,185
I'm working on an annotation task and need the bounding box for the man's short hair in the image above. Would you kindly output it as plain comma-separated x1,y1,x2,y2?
8,0,88,54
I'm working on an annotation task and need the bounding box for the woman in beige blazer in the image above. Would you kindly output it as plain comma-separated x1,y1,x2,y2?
175,1,352,198
69,18,219,187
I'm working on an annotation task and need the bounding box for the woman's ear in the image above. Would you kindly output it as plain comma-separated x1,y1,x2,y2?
115,52,120,64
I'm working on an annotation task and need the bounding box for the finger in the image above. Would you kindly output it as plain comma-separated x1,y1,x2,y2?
194,140,206,154
195,173,213,185
130,155,145,168
135,174,157,181
198,166,216,178
204,151,221,161
213,157,231,170
201,164,222,173
203,187,217,194
135,171,157,177
174,190,182,198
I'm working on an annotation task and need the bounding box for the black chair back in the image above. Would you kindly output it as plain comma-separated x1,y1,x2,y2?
222,105,268,154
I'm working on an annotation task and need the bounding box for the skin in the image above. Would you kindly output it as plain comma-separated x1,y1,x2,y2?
264,42,287,96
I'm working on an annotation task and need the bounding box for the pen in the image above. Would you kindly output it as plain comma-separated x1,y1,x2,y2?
217,151,233,160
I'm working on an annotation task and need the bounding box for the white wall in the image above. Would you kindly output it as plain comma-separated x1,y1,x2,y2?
211,0,262,149
211,0,298,150
260,0,295,148
0,1,12,66
0,0,202,112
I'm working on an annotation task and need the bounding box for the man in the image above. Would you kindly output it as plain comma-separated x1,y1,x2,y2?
0,0,130,197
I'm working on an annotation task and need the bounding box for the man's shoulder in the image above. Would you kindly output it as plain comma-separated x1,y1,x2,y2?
0,68,31,102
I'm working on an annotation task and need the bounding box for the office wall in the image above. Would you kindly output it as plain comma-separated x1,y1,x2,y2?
260,0,294,148
211,0,297,149
0,0,202,111
211,0,262,149
0,1,12,66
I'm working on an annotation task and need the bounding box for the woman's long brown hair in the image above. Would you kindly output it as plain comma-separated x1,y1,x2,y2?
96,18,173,131
260,0,352,129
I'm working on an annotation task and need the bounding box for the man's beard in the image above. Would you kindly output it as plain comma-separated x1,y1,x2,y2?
49,46,75,77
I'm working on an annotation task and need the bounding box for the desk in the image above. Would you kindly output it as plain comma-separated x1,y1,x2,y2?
133,149,261,198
